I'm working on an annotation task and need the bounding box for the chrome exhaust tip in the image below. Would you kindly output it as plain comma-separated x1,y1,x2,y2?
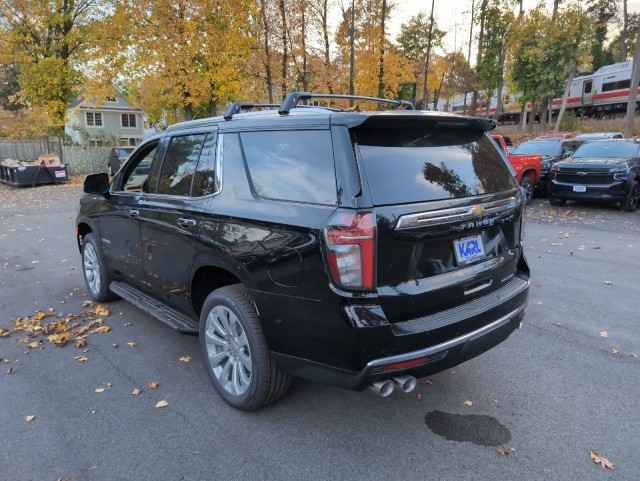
369,379,395,397
392,374,417,393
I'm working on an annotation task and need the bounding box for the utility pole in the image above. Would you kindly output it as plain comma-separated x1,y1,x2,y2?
463,0,475,113
349,0,355,104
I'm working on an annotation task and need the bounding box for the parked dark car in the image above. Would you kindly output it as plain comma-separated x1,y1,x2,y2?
76,93,530,410
574,132,624,141
548,139,640,211
108,147,134,176
512,139,583,192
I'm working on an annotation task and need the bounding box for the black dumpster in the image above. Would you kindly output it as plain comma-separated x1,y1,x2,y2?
0,163,69,187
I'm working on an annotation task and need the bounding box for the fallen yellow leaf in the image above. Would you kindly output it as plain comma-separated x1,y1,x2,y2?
179,356,191,362
599,331,608,338
611,348,619,355
416,393,424,401
630,353,638,359
91,325,111,334
127,342,137,347
464,400,473,406
24,415,36,422
74,355,88,362
95,388,105,393
589,451,614,469
155,399,169,408
28,341,40,348
498,447,515,456
148,381,159,389
95,305,110,316
132,388,142,395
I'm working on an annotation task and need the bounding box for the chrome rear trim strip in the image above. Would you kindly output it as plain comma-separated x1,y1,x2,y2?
395,197,518,230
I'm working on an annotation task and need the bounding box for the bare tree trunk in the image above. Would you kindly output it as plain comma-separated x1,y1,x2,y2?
260,0,274,103
526,101,537,132
184,102,193,121
552,0,560,21
540,100,548,131
209,100,217,117
421,0,435,109
554,45,579,132
621,0,628,61
494,40,506,121
464,0,475,113
377,0,387,102
518,0,523,16
321,0,333,93
278,0,288,98
301,0,308,91
471,0,488,115
624,23,640,137
349,0,355,101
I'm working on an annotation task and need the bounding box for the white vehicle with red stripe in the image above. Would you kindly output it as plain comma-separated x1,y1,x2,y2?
551,61,638,116
430,91,530,123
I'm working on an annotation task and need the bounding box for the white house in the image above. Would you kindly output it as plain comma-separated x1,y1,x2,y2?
65,86,146,147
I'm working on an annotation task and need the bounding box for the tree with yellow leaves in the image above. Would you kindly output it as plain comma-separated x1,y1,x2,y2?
0,0,102,134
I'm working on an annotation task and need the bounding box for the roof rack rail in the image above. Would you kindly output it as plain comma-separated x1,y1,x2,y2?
224,102,280,120
278,92,415,115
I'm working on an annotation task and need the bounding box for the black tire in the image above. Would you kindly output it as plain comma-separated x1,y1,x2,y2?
621,181,639,212
520,176,534,205
199,284,291,410
549,197,567,207
81,233,117,302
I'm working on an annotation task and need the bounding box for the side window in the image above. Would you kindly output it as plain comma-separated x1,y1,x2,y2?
192,133,218,197
157,134,206,196
240,130,337,205
584,80,593,94
118,141,159,192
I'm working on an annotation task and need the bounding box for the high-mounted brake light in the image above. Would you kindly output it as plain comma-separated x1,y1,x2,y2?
324,210,375,290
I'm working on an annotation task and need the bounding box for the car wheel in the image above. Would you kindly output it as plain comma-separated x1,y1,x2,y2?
549,197,567,207
199,284,291,410
520,176,534,205
622,181,639,212
82,233,117,302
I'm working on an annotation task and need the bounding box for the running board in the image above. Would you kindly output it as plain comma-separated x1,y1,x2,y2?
110,281,199,334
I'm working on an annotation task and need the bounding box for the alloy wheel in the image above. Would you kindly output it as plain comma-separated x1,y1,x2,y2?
83,242,101,296
204,305,252,396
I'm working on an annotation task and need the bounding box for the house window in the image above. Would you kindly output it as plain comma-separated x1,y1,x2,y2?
86,112,103,127
121,113,137,128
121,137,141,146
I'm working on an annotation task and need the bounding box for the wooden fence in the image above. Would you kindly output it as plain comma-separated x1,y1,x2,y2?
0,138,63,161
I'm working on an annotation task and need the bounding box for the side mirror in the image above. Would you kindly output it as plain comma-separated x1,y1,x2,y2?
83,173,111,197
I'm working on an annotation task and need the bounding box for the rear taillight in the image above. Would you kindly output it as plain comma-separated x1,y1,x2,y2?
324,210,375,290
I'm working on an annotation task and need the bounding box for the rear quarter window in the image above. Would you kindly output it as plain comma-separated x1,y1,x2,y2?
240,130,337,205
355,128,516,205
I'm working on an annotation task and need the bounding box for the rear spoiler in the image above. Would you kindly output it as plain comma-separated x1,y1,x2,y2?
335,111,497,132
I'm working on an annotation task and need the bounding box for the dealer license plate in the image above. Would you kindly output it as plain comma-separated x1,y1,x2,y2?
453,235,486,266
573,185,586,192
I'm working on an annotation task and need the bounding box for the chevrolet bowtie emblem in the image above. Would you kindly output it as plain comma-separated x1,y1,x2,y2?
471,206,485,215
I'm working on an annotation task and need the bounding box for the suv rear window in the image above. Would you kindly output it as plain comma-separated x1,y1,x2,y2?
240,130,337,205
355,128,515,205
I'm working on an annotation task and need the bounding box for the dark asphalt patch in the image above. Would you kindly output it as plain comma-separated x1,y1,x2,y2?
424,410,511,446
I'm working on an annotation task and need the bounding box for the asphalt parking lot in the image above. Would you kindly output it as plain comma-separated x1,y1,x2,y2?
1,180,638,481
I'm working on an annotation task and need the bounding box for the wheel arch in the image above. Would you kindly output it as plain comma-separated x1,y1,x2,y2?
521,168,538,184
76,222,93,253
190,264,246,318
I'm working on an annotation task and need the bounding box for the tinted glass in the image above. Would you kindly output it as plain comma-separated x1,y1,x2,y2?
356,129,516,205
512,142,562,156
241,130,337,205
119,142,157,193
157,134,206,196
572,141,639,159
192,133,217,197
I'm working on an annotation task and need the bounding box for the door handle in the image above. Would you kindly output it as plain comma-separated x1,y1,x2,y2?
178,218,197,228
128,209,139,217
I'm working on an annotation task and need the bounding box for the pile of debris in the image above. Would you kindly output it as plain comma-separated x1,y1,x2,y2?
0,153,68,186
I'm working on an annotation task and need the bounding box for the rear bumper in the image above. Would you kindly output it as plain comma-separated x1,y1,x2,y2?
272,302,526,391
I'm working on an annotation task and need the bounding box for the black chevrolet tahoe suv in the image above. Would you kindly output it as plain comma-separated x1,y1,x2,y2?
76,92,530,410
